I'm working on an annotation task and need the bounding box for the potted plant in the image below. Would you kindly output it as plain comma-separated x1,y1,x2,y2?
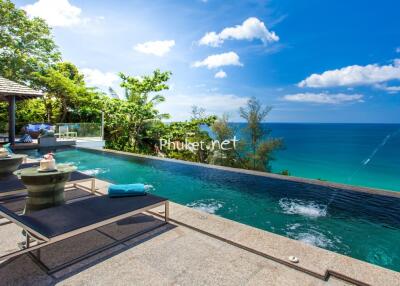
38,128,56,147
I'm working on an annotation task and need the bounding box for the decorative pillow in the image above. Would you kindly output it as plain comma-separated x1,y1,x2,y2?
19,134,33,143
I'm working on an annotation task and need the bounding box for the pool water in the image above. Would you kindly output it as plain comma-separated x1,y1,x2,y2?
27,148,400,272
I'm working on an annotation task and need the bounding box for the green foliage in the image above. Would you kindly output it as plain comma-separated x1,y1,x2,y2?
38,128,55,138
0,102,7,133
210,114,243,167
160,116,217,162
280,170,290,176
239,97,283,171
34,62,104,123
120,69,171,106
0,0,60,82
210,98,284,172
105,71,172,153
15,98,47,131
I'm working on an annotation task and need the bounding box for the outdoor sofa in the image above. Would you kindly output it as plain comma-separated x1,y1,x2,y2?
0,194,169,273
22,123,54,139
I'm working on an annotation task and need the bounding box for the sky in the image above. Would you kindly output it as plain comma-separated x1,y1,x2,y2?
14,0,400,123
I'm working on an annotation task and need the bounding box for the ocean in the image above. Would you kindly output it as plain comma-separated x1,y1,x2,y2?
229,123,400,192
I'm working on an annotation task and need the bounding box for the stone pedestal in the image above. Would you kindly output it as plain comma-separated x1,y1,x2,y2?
0,154,25,176
14,165,76,213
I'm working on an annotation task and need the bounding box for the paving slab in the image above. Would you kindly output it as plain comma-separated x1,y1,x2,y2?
152,200,400,286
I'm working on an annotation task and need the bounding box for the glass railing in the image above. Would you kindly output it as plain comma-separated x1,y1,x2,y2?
55,123,103,139
0,121,8,142
0,122,103,142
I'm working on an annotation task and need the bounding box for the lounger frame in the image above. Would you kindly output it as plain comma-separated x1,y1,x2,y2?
0,200,169,273
0,176,96,198
71,177,96,193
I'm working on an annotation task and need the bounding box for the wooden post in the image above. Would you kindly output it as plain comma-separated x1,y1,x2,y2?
8,95,15,145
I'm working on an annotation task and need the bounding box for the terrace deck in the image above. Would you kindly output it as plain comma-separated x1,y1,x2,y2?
0,177,398,285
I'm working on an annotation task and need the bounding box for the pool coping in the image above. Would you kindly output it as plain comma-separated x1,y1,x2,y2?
78,146,400,199
148,201,400,286
77,176,399,285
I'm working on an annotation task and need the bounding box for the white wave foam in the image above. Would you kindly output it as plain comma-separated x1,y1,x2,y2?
348,130,400,182
81,168,108,176
287,223,301,230
296,231,333,248
144,184,155,191
279,198,327,218
187,200,223,214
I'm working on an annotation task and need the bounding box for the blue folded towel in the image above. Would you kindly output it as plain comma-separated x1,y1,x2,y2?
108,183,147,197
3,143,13,154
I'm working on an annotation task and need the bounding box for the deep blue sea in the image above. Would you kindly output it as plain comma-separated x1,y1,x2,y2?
229,123,400,192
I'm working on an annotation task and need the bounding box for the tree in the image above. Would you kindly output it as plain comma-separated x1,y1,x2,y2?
105,70,172,152
191,105,206,120
209,98,284,171
16,98,47,124
239,97,283,171
34,62,102,123
210,114,242,167
119,69,171,106
160,115,217,162
0,0,60,83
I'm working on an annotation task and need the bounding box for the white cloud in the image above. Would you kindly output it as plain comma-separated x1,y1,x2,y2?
214,70,227,78
22,0,84,27
299,59,400,88
385,86,400,93
396,47,400,53
134,40,175,57
374,83,400,94
81,68,119,88
199,17,279,47
159,93,248,121
192,52,243,69
282,92,364,104
199,32,222,47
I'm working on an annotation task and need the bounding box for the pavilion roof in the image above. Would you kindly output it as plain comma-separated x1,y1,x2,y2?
0,76,43,101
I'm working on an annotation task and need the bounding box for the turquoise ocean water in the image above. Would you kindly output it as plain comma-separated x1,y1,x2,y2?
233,123,400,192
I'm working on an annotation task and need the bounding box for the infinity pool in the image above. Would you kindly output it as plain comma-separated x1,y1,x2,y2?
24,148,400,272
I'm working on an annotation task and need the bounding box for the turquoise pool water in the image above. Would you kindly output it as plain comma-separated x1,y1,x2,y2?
30,148,400,272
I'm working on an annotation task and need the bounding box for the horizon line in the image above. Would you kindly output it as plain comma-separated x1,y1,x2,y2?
163,121,400,124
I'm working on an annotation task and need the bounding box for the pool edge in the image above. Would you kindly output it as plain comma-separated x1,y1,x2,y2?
152,201,400,285
78,146,400,199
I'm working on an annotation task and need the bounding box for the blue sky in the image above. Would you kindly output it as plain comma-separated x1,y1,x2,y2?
15,0,400,122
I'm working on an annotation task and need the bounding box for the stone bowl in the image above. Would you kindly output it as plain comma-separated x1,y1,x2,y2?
0,154,26,176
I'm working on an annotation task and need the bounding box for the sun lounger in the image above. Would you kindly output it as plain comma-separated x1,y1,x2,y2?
0,187,95,214
0,194,169,273
0,163,96,198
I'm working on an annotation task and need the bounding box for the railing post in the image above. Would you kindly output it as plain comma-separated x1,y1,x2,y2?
101,111,104,140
